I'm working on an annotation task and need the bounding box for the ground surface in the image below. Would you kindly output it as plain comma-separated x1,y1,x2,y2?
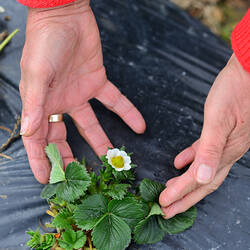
171,0,249,44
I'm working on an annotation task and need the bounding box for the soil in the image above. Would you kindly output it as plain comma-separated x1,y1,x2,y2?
171,0,249,44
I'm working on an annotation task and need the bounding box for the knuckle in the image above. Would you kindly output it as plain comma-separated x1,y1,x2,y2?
165,178,175,187
21,58,53,81
162,205,175,216
187,170,200,188
159,191,166,206
202,145,221,159
166,185,179,200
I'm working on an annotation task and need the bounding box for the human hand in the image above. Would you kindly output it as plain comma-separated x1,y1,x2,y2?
19,0,146,184
159,54,250,218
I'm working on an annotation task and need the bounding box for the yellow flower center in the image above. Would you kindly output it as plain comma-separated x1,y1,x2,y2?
111,156,124,168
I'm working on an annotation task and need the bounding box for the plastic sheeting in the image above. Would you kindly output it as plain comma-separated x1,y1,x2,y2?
0,0,250,249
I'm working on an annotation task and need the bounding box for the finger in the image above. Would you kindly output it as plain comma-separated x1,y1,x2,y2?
19,57,53,137
174,140,199,169
174,147,195,169
160,125,227,208
190,115,228,185
162,165,231,218
47,121,74,168
69,103,113,156
96,81,146,134
159,170,198,208
22,118,50,184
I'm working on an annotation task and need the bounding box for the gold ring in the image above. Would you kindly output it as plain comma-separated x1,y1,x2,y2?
49,114,63,123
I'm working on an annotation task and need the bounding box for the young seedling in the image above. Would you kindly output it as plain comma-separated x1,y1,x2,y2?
27,144,197,250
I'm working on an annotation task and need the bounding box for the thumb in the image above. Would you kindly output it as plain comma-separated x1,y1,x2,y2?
19,63,51,136
192,121,228,185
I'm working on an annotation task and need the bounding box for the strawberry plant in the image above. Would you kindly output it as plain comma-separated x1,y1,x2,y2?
27,144,197,250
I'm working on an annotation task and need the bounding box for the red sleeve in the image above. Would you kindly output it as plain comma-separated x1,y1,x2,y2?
231,9,250,73
17,0,76,8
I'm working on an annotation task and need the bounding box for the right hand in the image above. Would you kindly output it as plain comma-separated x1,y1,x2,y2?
20,0,146,184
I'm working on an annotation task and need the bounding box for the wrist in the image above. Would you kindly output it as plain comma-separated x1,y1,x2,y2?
229,53,250,84
18,0,89,9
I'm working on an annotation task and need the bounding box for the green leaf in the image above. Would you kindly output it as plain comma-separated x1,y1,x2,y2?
73,231,87,249
59,229,86,250
105,184,131,200
149,203,164,217
52,209,73,230
133,201,166,244
74,194,108,230
56,162,91,202
100,154,107,163
158,206,197,234
112,169,135,183
45,144,65,184
92,214,131,250
88,172,100,194
139,178,165,202
63,230,76,243
58,241,72,250
133,215,165,244
26,229,41,248
40,184,57,199
108,198,148,229
100,164,113,182
26,229,55,250
81,157,86,167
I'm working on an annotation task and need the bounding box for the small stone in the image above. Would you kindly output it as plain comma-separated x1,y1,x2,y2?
0,6,5,13
0,30,8,42
4,16,11,21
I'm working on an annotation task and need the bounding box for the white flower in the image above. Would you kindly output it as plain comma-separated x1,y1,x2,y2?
106,148,131,171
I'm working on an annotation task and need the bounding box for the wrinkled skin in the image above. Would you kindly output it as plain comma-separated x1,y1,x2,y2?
20,0,146,184
20,0,250,217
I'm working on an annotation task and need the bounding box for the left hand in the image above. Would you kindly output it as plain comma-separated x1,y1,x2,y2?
159,53,250,218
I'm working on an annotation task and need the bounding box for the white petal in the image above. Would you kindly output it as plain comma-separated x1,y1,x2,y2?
107,150,113,158
112,148,120,156
108,157,113,166
114,167,125,172
124,164,131,170
120,151,128,157
124,156,131,164
116,152,122,157
107,149,117,158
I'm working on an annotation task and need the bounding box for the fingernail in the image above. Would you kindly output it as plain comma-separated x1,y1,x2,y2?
20,117,29,135
197,164,213,184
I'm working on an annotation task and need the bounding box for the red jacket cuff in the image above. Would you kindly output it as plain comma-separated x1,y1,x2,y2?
17,0,76,8
231,9,250,73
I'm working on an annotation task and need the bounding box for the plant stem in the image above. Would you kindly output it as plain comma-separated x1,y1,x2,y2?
0,126,12,134
0,29,19,53
0,116,21,153
0,153,13,160
87,236,93,250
